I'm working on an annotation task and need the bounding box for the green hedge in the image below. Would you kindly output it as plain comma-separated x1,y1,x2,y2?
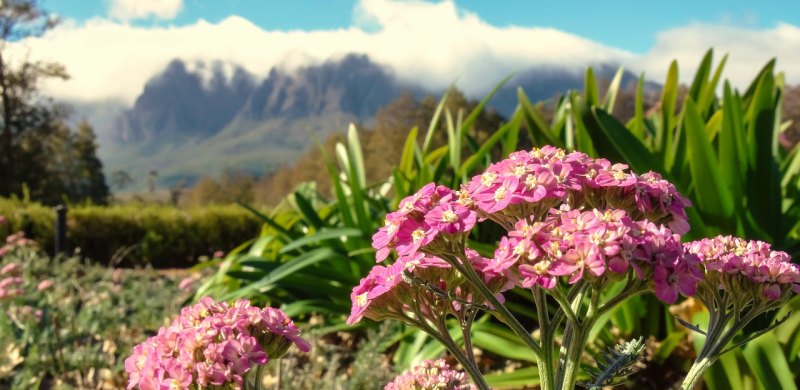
0,198,262,267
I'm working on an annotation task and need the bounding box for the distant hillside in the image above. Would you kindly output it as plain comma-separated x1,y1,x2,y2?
88,55,648,189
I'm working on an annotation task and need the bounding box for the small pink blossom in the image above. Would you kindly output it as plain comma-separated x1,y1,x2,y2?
1,262,20,276
385,359,475,390
37,279,53,291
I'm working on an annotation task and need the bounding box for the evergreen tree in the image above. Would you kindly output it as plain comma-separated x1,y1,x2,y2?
72,121,109,203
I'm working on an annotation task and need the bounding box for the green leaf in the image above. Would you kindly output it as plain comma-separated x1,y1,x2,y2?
399,126,419,176
628,72,647,141
344,125,372,232
719,82,746,223
472,322,538,362
458,113,521,177
484,367,540,388
224,247,345,299
744,67,782,243
518,88,562,147
422,89,449,154
446,109,460,171
460,74,512,139
742,332,796,390
237,202,298,242
584,67,600,106
248,236,276,257
293,191,326,230
590,108,664,175
601,66,624,114
689,49,713,103
318,140,355,228
279,228,363,254
698,53,728,114
658,61,679,153
501,108,522,156
684,98,734,219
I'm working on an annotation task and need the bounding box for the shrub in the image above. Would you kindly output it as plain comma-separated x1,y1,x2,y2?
0,198,261,267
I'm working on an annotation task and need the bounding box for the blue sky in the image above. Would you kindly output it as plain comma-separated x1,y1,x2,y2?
47,0,799,53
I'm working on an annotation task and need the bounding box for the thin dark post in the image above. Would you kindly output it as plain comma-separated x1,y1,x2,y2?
54,205,67,255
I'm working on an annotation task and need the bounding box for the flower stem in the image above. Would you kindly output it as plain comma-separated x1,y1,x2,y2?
556,287,599,390
534,288,555,390
450,252,545,360
682,356,715,390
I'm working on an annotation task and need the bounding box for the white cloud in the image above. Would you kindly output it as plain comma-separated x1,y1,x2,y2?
6,0,800,105
634,23,800,89
108,0,183,21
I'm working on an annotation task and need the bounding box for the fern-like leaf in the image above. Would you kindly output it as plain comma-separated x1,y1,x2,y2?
578,337,646,389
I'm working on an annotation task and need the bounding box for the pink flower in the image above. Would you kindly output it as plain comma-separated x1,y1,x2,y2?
1,263,20,276
653,264,699,304
424,202,476,234
550,241,605,284
125,298,309,389
385,359,475,390
178,277,196,292
686,236,799,301
37,279,53,291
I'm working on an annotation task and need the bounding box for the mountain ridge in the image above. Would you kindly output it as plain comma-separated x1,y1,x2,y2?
83,54,650,188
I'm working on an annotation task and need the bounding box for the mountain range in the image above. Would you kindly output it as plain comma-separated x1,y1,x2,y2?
83,54,643,189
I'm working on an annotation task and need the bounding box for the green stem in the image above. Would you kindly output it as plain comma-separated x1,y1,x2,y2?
409,293,490,390
450,252,545,361
680,305,751,390
550,286,580,328
425,321,490,390
558,287,599,390
534,288,555,390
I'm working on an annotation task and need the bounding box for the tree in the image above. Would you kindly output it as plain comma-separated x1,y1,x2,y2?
72,121,109,202
147,170,158,194
0,0,110,203
111,170,135,192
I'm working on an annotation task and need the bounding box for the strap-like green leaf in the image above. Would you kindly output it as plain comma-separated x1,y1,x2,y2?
590,108,664,175
742,333,796,390
684,98,734,219
279,227,363,254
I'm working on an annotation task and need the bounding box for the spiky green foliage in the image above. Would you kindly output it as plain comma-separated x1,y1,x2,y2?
579,337,646,389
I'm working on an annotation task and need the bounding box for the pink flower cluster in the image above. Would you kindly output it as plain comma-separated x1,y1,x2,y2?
0,262,23,299
0,231,36,257
373,183,477,262
125,298,310,390
385,359,475,390
684,236,800,300
465,146,690,233
348,249,506,325
486,208,701,303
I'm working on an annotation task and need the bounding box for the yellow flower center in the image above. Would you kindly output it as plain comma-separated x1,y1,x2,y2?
533,261,550,274
441,210,457,223
494,186,507,201
525,174,538,189
356,292,368,307
411,228,426,243
514,164,527,177
481,172,497,187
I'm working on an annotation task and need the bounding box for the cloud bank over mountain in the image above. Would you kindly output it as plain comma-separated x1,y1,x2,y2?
9,0,800,104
